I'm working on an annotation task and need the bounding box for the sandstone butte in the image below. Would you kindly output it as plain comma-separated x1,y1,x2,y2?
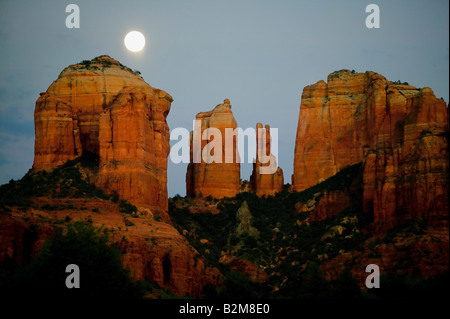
29,55,221,297
186,99,241,198
33,55,172,214
292,70,449,229
250,123,284,196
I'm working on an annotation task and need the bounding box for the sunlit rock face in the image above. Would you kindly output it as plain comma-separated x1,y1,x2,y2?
33,55,172,213
293,70,448,228
250,123,284,197
186,99,240,199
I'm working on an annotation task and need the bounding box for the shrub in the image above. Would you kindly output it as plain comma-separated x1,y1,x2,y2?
172,194,182,201
0,221,143,298
394,80,409,85
80,60,91,68
41,203,58,211
119,200,137,214
102,61,112,67
111,191,119,203
124,218,135,227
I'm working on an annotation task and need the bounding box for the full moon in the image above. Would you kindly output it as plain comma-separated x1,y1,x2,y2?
124,31,146,52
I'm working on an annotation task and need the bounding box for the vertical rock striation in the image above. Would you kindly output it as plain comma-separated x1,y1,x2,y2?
250,123,284,196
97,87,172,212
186,99,240,198
293,70,448,228
33,55,172,213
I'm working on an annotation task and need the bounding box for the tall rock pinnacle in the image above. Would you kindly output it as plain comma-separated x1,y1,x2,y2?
250,123,284,196
186,99,240,198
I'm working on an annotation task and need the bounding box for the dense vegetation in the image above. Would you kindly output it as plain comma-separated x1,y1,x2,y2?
78,57,141,76
170,165,365,265
0,221,143,299
0,156,176,299
169,163,449,299
0,153,101,211
1,157,448,299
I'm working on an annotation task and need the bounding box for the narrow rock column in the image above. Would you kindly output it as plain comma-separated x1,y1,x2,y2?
250,123,284,196
186,99,240,198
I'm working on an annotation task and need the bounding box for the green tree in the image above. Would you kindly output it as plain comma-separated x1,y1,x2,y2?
1,222,143,299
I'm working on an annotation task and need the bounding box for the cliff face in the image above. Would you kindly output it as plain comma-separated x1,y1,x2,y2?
362,86,448,229
34,94,83,169
33,55,172,213
292,71,382,191
293,70,448,228
97,87,171,213
186,99,240,198
250,123,284,196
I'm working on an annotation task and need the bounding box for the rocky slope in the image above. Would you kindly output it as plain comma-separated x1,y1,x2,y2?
170,161,449,297
292,70,448,229
33,55,172,214
0,202,220,297
0,165,220,297
186,99,240,198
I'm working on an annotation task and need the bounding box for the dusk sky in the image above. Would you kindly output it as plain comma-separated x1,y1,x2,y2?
0,0,448,196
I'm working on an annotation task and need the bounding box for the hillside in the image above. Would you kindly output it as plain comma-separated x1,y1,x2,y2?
0,156,219,298
0,157,448,298
170,163,449,299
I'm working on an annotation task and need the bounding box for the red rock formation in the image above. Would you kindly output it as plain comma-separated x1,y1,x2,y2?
307,191,351,223
250,123,284,196
219,255,268,283
292,70,378,191
33,55,172,213
363,87,449,229
27,56,225,296
114,219,221,297
97,87,171,213
34,94,82,169
186,99,240,198
293,70,448,228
